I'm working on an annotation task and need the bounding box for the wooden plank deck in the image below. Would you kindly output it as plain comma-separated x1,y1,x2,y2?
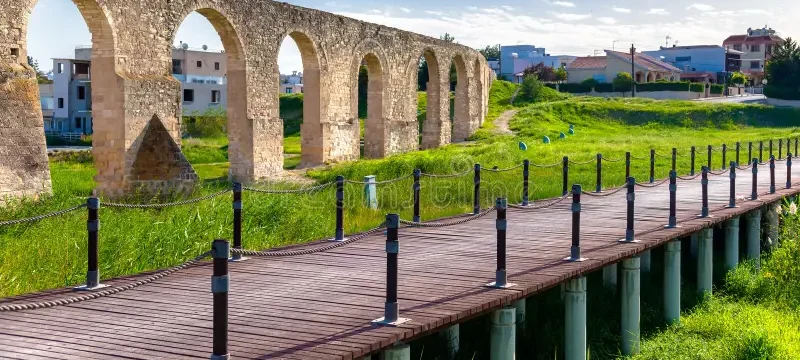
1,160,799,359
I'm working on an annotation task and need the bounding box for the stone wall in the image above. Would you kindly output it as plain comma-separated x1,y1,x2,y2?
0,0,489,201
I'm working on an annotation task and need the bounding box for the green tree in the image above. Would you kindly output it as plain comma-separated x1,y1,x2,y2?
612,72,634,96
764,38,800,99
478,44,500,60
440,33,456,43
581,78,599,90
554,66,567,83
520,75,544,101
730,71,748,86
27,56,52,84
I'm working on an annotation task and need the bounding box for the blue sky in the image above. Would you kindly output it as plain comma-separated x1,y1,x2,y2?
27,0,794,74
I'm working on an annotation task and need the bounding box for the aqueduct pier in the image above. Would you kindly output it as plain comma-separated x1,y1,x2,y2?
0,0,491,201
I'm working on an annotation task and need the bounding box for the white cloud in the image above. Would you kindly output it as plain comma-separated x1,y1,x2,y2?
399,7,411,13
739,9,770,15
552,1,576,7
646,9,670,15
597,17,617,25
687,4,714,11
551,12,592,21
501,5,514,11
467,6,478,11
612,7,631,14
424,10,443,16
368,9,382,14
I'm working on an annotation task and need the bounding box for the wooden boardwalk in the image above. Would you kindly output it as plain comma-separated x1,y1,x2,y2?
1,160,799,359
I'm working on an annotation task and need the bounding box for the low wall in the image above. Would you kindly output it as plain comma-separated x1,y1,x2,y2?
572,90,704,100
766,98,800,108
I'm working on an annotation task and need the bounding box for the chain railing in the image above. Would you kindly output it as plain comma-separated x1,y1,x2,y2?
399,206,497,227
0,203,86,227
243,181,335,194
104,189,232,209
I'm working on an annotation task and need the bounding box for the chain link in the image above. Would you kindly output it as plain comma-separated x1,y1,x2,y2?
233,223,386,257
602,157,622,163
653,151,672,159
629,154,649,160
420,169,473,179
0,251,212,312
507,194,570,210
568,158,596,165
0,203,87,227
635,178,670,188
530,161,562,168
707,168,730,176
399,207,497,227
677,173,702,181
345,174,413,185
486,164,524,173
582,186,626,197
243,181,334,194
104,189,231,209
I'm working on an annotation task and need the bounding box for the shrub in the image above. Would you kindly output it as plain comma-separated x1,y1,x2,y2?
710,84,725,94
612,72,634,93
594,83,614,93
558,83,593,93
765,85,800,100
520,76,569,102
689,82,705,93
183,106,226,138
581,78,600,89
636,81,692,92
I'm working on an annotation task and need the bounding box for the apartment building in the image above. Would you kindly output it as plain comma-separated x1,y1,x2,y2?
722,26,784,85
279,71,303,94
642,45,743,84
499,45,576,82
172,44,227,114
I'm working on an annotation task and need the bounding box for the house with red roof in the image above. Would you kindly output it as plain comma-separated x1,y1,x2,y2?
566,50,681,84
722,26,783,85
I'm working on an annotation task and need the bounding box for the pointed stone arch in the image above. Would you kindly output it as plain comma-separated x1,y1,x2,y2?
351,39,390,159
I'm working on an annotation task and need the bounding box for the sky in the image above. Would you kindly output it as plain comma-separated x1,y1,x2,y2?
26,0,798,74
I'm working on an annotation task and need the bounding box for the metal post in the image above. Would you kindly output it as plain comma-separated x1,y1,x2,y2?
565,276,587,360
707,145,712,170
769,139,773,158
747,210,762,269
334,175,345,241
522,160,530,206
621,177,635,242
364,175,378,210
770,155,776,194
663,171,675,228
729,161,737,208
211,239,230,360
75,196,107,290
736,142,741,166
697,228,713,297
779,139,783,159
473,164,481,215
625,152,631,180
490,306,516,360
787,153,793,189
722,144,727,170
596,154,603,193
231,183,247,262
663,240,681,325
795,138,798,156
748,142,753,166
649,149,655,183
413,169,421,222
752,158,759,200
488,199,514,288
724,217,740,271
373,214,410,326
671,148,677,171
566,185,585,262
690,146,696,176
562,156,569,196
621,257,641,356
759,141,763,162
700,167,709,218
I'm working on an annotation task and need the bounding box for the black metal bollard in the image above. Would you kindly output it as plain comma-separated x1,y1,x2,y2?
700,166,709,218
672,148,677,171
566,185,584,261
788,153,793,189
770,155,776,194
779,139,783,159
75,196,105,290
752,158,759,200
488,198,513,288
211,239,230,360
522,160,530,206
562,156,569,196
668,170,678,228
770,140,774,158
473,164,481,215
707,145,712,170
621,177,636,242
728,161,737,208
759,141,764,162
596,154,603,193
795,138,798,156
413,169,421,222
625,152,631,180
722,144,727,170
748,142,753,165
373,214,410,326
650,149,656,183
736,142,741,166
333,175,345,241
230,183,246,262
691,146,696,176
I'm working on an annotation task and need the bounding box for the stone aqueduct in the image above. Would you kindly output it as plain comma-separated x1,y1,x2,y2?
0,0,491,202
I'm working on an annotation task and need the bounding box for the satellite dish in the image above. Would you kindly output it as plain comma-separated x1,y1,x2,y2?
202,45,208,51
181,43,189,50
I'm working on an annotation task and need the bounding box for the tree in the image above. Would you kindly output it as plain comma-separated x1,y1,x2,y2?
522,62,557,82
478,45,500,60
764,37,800,99
440,33,456,43
612,72,634,96
730,71,748,86
554,66,567,83
27,56,52,84
418,59,429,91
520,75,544,101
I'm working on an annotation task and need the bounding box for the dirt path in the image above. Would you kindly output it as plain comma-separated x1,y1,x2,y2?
493,109,519,135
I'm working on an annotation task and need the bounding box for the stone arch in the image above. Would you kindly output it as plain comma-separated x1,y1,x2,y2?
635,71,645,83
351,39,389,159
451,53,470,141
473,57,485,127
170,6,248,182
656,73,663,81
416,48,447,149
646,72,655,82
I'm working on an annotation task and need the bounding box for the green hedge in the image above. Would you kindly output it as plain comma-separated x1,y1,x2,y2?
558,83,593,93
636,81,691,92
710,84,724,95
765,85,800,100
594,83,614,93
689,83,705,93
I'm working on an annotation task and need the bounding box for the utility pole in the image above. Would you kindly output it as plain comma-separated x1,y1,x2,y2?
631,44,636,97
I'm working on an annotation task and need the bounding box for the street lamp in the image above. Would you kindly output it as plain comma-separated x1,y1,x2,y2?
630,44,636,97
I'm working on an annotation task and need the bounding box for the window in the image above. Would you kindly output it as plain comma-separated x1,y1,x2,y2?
172,60,183,74
57,98,64,108
285,87,293,94
751,44,761,52
214,62,220,70
75,117,82,128
750,61,761,69
196,60,202,68
211,90,220,103
183,89,194,102
675,56,692,62
733,44,742,51
57,63,64,74
191,78,204,84
77,86,86,100
10,48,19,57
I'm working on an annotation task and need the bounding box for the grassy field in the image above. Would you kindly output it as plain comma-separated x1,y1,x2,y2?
3,81,800,358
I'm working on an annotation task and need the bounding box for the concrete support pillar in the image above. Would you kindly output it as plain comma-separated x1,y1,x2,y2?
663,240,681,325
490,306,516,360
640,250,652,273
747,209,762,268
697,228,713,297
438,324,459,359
690,233,698,259
565,277,587,360
621,257,641,356
514,299,526,335
766,203,780,248
602,263,617,290
380,343,410,360
724,217,740,271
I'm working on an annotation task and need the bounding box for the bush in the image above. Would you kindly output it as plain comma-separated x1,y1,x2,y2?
689,82,705,93
710,84,725,95
636,81,692,92
558,83,593,93
594,83,614,93
581,78,600,89
520,76,569,102
612,72,633,93
765,85,800,100
183,106,226,138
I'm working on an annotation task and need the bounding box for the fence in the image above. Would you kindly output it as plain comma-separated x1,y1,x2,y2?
1,136,799,357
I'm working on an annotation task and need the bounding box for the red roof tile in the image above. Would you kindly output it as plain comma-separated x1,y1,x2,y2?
606,50,682,73
566,56,606,69
723,34,783,45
